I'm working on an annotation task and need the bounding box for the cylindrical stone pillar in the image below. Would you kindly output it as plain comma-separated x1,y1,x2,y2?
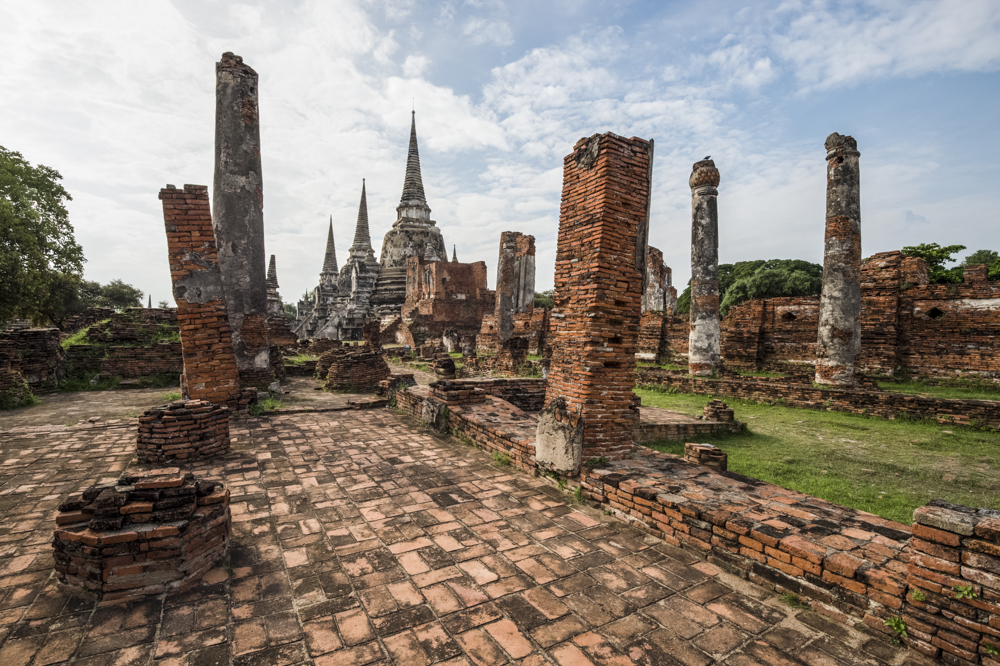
212,52,273,390
815,133,862,386
688,158,722,376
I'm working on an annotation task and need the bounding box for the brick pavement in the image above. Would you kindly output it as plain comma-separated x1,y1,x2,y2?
0,407,935,665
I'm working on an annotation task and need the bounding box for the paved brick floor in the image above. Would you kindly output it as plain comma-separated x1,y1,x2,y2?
0,407,934,665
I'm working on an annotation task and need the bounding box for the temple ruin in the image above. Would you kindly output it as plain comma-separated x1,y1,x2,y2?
294,112,449,341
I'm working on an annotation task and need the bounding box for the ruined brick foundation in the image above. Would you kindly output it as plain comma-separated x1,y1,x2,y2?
137,400,230,463
52,468,230,603
322,347,392,392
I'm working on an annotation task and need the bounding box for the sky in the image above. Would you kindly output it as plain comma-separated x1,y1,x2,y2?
2,0,999,306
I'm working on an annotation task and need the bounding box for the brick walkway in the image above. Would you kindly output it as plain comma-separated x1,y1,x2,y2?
0,408,933,665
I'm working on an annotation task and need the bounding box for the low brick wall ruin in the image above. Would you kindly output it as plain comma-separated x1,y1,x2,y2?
636,368,1000,429
323,348,392,391
137,400,230,462
901,502,1000,662
0,366,32,410
53,468,230,603
0,328,64,392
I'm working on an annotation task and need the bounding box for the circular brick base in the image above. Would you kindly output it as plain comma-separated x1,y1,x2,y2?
53,468,231,603
137,399,229,462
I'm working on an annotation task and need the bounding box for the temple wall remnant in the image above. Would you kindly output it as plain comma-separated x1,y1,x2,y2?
816,132,862,385
688,158,722,376
212,52,273,389
538,133,652,472
160,184,240,408
494,232,536,344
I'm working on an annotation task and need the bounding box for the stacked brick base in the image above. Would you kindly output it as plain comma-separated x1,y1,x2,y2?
137,400,230,462
52,468,230,603
323,348,392,392
900,502,1000,663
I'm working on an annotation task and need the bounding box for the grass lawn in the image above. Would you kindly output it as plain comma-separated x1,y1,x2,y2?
635,387,1000,525
876,380,1000,402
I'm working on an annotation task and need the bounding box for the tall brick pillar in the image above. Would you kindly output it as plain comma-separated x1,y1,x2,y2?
537,133,652,473
159,185,240,408
494,231,536,344
212,52,273,390
688,158,722,376
815,133,862,386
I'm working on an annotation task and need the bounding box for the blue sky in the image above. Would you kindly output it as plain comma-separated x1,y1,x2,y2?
2,0,998,305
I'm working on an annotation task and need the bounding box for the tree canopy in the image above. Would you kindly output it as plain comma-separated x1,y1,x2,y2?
901,242,966,284
963,249,1000,280
0,146,84,325
677,259,823,317
534,290,554,309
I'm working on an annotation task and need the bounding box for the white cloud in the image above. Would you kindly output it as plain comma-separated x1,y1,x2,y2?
775,0,1000,90
463,17,514,46
403,54,429,77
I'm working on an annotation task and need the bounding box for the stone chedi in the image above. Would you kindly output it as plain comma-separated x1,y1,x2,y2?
294,112,448,340
816,132,862,385
688,158,722,376
212,52,273,389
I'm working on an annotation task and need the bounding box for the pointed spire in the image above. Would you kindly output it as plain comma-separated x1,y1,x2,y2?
452,244,457,262
350,179,372,254
148,295,151,308
320,217,338,284
401,112,427,206
267,254,279,289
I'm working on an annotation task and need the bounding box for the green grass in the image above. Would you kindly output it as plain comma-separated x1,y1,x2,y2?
60,320,109,350
162,391,183,402
736,370,785,378
877,380,1000,402
285,353,320,366
635,387,1000,524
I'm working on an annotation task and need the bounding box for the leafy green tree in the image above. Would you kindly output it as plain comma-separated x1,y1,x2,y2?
157,300,172,309
533,289,554,309
0,146,84,325
94,279,143,310
676,259,822,316
901,243,966,284
963,249,1000,280
283,303,297,321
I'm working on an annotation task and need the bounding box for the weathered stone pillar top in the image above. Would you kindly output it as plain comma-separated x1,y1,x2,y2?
825,132,859,158
689,158,720,191
218,52,257,77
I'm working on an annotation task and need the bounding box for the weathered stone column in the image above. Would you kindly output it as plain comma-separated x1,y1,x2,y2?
159,185,240,408
815,133,862,385
494,231,535,344
688,158,722,376
212,52,273,390
537,133,652,473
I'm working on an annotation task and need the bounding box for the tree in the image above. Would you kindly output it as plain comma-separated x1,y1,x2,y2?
901,243,966,284
283,303,297,321
0,146,84,325
676,259,822,316
94,279,143,310
963,249,1000,280
533,290,554,309
157,300,172,309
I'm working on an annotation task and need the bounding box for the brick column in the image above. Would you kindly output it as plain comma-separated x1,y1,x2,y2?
159,185,240,408
688,158,722,376
212,52,273,390
494,231,535,344
537,133,652,472
816,133,862,385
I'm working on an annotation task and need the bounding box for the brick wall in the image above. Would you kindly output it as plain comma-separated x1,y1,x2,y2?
0,328,65,392
636,368,1000,429
137,400,230,462
160,185,241,408
545,132,651,461
398,257,493,347
322,348,392,391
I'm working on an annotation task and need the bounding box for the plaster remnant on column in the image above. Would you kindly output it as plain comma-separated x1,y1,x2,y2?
816,132,862,385
494,231,535,344
212,52,273,389
688,158,722,376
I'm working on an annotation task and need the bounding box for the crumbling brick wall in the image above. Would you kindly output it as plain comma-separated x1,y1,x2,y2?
160,184,241,408
399,257,493,348
0,328,65,392
322,348,392,392
544,133,652,461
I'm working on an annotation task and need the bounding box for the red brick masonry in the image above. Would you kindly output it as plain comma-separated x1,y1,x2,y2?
136,399,230,463
52,468,230,603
